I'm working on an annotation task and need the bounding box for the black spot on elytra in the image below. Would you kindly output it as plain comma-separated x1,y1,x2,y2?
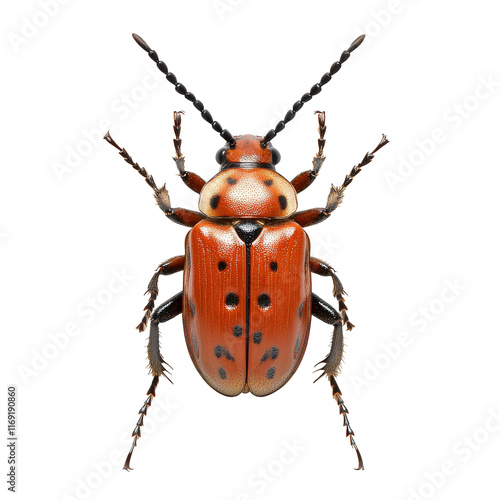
226,293,239,307
294,336,301,357
264,179,273,186
218,261,227,271
219,367,227,379
227,177,237,185
258,294,271,309
298,303,304,317
253,332,262,344
270,261,278,272
189,300,196,316
278,195,287,210
266,367,276,379
215,345,235,361
261,347,279,362
210,194,220,209
192,334,199,356
233,325,243,337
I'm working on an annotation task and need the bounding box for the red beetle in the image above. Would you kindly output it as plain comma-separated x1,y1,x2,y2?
105,33,388,471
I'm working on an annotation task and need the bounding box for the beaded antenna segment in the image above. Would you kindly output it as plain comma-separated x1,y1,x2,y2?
132,33,236,147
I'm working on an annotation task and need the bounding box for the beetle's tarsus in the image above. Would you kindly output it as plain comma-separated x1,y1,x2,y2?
291,111,327,194
340,134,389,192
329,375,365,471
325,184,344,215
154,184,172,214
123,375,160,471
171,111,207,194
311,294,362,469
103,131,121,150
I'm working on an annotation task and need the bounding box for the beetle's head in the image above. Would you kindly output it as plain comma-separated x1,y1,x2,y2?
198,134,296,218
215,134,281,170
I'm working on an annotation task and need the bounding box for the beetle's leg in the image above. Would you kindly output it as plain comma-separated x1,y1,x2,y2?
172,111,206,194
292,134,389,228
124,292,183,471
291,111,326,193
311,293,364,470
311,257,354,330
137,255,185,332
291,184,340,227
104,132,205,227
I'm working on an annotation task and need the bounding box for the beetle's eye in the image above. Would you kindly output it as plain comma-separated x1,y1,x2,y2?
216,148,227,165
271,148,281,165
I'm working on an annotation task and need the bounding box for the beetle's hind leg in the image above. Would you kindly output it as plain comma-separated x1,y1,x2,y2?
124,292,183,471
172,111,206,194
291,111,327,193
311,293,364,470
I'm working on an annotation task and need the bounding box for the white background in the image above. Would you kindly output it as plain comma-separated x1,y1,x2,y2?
2,1,499,499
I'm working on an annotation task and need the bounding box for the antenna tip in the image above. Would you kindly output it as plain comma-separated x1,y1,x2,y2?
348,34,366,53
132,33,151,52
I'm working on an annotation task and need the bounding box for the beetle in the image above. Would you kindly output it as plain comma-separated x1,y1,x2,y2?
105,32,388,471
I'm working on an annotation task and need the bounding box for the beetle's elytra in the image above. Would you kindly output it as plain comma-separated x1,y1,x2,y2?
105,32,388,472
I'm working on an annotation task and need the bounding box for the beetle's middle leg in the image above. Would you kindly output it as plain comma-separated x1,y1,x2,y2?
311,293,364,470
124,291,183,471
311,256,354,330
137,255,185,332
291,111,327,193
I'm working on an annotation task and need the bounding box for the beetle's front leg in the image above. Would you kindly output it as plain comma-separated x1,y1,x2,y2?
124,291,183,471
311,257,354,330
292,134,389,227
104,132,205,227
311,293,364,470
137,255,185,332
291,111,327,193
291,183,342,227
172,111,206,194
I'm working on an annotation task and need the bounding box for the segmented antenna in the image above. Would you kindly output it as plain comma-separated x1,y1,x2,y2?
261,35,366,147
132,33,236,147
